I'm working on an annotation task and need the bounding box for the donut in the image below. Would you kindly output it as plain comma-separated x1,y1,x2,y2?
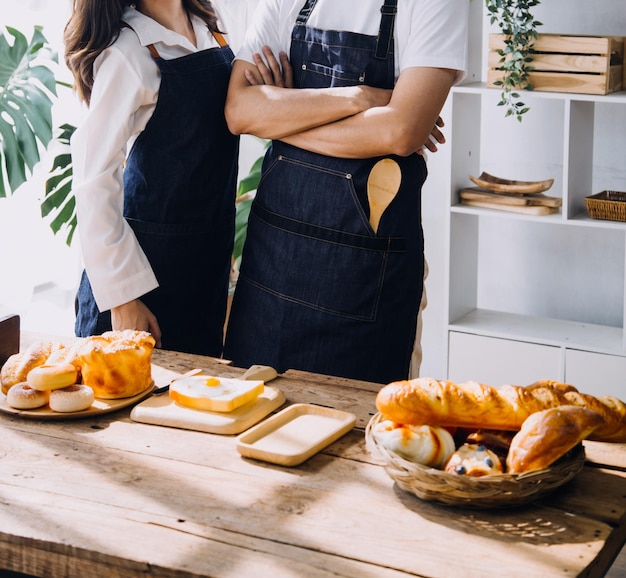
49,384,95,413
5,382,50,409
27,363,78,392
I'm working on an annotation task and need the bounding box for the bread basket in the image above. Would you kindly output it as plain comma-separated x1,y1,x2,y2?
365,412,585,509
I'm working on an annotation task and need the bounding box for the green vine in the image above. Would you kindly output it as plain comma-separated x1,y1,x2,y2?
485,0,542,121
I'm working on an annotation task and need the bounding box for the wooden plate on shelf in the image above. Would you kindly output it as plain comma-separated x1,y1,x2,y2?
469,172,554,194
0,384,155,420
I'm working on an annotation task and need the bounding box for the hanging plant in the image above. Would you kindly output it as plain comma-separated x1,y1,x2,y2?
485,0,543,121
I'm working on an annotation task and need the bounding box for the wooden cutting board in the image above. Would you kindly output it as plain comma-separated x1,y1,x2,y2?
460,187,562,207
130,386,286,435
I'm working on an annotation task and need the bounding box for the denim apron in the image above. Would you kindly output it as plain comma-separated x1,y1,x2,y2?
75,31,239,357
225,0,426,383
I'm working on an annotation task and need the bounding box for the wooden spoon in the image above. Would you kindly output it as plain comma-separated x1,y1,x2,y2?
367,158,402,233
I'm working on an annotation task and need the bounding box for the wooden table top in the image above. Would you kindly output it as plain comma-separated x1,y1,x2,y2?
0,334,625,578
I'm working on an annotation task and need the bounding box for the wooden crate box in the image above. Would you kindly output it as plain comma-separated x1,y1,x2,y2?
488,34,624,95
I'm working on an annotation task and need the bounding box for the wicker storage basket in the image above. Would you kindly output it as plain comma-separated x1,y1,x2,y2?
365,413,585,509
585,191,626,222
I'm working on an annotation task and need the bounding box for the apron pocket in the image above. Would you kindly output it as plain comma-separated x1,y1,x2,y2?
244,149,407,321
242,203,407,321
298,60,364,87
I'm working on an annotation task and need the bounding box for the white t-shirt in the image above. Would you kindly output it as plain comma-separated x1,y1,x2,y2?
71,2,254,312
236,0,469,83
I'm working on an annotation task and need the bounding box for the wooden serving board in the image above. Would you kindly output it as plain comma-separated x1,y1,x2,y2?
236,404,356,466
461,187,562,207
130,386,286,435
461,199,560,215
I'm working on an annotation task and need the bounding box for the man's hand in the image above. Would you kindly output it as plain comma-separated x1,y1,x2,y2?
111,299,162,348
245,45,293,88
419,116,445,155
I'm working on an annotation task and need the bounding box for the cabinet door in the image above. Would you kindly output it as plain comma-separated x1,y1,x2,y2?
448,332,562,386
565,350,626,398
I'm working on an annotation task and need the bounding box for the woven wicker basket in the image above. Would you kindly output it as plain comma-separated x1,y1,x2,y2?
585,190,626,222
365,413,586,509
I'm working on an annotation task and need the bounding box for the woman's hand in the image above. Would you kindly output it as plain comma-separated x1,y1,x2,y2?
111,299,162,347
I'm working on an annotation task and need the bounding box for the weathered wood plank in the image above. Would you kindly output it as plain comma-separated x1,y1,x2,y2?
0,414,620,578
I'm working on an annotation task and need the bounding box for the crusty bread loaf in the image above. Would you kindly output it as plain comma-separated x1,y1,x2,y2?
376,377,626,443
77,330,155,399
506,405,604,473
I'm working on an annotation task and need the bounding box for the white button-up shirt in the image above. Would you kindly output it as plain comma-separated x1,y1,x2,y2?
71,2,254,312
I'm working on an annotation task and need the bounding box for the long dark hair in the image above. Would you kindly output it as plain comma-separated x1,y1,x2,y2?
64,0,221,105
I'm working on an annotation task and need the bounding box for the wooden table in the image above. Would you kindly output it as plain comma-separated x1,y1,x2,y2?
0,334,625,578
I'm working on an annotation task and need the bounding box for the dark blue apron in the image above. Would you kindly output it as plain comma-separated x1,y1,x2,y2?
225,0,425,383
75,31,239,357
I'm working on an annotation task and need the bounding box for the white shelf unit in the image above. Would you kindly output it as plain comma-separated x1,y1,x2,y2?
444,5,626,397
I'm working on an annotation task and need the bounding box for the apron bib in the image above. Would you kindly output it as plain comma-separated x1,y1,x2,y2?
225,0,425,383
76,33,239,357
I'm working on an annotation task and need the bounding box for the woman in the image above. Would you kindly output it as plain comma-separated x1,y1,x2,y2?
224,0,468,383
64,0,243,356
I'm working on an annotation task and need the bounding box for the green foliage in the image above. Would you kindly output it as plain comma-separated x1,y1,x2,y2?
233,141,268,267
42,123,77,246
485,0,542,121
0,26,57,197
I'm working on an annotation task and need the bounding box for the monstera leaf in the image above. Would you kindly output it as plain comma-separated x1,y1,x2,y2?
42,123,76,246
0,25,57,197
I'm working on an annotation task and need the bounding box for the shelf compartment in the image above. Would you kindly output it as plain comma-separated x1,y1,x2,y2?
449,308,625,355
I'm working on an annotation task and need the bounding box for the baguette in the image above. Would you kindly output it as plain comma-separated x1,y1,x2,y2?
375,377,626,443
506,405,605,473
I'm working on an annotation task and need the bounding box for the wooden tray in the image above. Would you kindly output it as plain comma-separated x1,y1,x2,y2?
236,403,356,467
130,386,286,435
0,384,154,421
469,172,554,194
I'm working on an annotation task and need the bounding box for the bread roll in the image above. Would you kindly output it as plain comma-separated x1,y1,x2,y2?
371,419,455,468
443,443,503,477
1,341,66,395
376,377,626,443
27,363,78,391
506,405,604,474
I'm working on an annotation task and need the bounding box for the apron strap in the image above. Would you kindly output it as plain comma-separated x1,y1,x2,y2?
146,32,228,60
295,0,320,26
212,31,228,47
251,202,406,253
147,43,160,59
375,0,397,60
